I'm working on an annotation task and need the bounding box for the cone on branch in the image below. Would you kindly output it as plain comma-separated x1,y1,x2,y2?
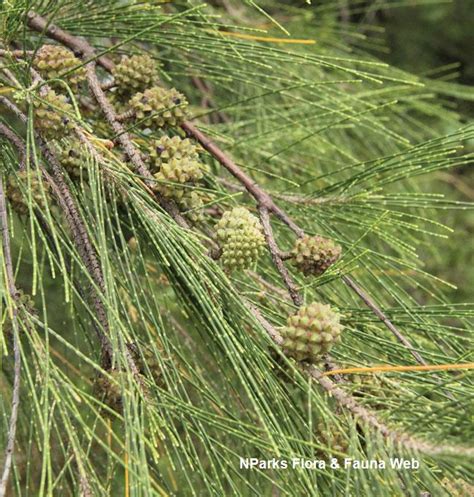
216,206,266,272
178,190,206,224
128,86,188,129
291,235,341,276
112,54,160,95
51,139,88,179
33,89,74,139
33,44,85,89
148,135,207,199
280,302,343,362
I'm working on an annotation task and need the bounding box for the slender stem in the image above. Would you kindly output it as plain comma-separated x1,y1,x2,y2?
0,178,21,497
0,101,114,362
182,121,305,237
306,365,472,457
83,64,150,178
259,207,302,306
342,275,427,365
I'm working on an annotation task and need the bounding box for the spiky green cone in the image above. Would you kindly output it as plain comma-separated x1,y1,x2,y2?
281,302,343,362
292,235,341,276
216,207,265,272
153,160,204,198
51,139,88,179
6,170,48,215
129,86,188,129
316,422,348,457
33,90,74,139
149,135,206,198
2,289,37,341
178,190,205,224
34,44,85,89
94,370,125,412
148,135,201,173
113,54,159,94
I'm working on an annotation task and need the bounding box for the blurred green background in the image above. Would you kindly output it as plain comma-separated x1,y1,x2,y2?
375,0,473,303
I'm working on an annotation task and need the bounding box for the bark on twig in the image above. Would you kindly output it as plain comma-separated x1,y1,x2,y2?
342,275,427,365
0,99,114,363
0,124,27,170
259,207,302,306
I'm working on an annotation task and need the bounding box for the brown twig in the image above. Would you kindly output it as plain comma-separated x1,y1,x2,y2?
0,178,21,497
342,275,428,365
259,207,302,306
306,365,472,457
0,123,27,170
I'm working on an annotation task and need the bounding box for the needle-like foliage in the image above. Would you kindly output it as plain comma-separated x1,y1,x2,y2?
0,1,472,496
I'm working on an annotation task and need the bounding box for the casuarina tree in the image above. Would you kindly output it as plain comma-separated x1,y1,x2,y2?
0,1,473,496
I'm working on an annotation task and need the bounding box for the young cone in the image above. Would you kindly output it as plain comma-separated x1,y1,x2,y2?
52,139,88,179
129,86,188,129
113,54,159,94
33,89,74,139
292,235,341,276
216,207,265,272
281,302,343,362
34,44,85,89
